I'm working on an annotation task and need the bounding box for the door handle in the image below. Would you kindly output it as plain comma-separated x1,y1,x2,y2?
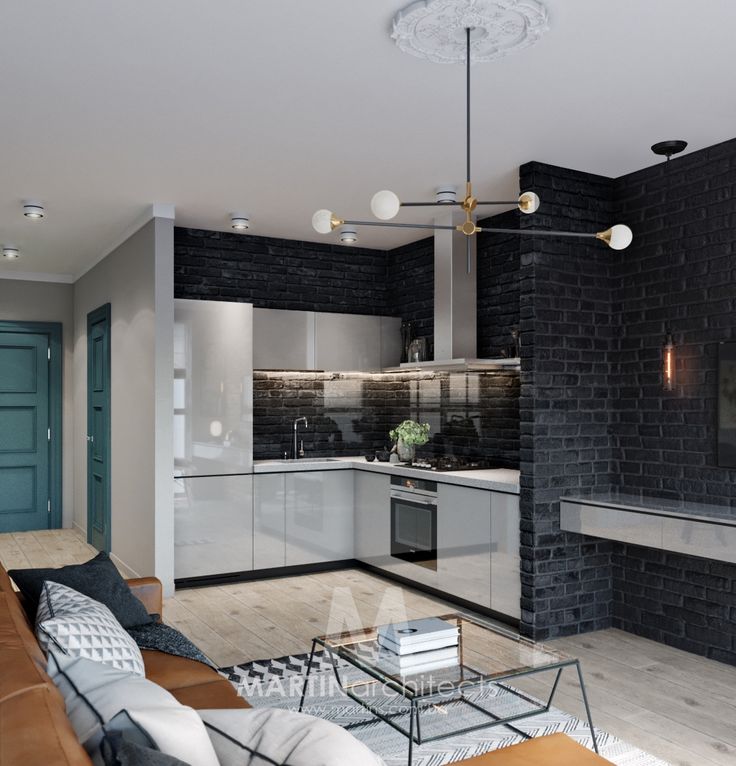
87,435,95,443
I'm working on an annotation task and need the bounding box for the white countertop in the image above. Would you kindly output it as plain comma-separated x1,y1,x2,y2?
253,455,520,494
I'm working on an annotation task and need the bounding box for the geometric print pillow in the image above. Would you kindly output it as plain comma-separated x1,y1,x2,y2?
36,581,145,676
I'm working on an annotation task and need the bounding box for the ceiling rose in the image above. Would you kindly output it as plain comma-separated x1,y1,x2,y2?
392,0,549,64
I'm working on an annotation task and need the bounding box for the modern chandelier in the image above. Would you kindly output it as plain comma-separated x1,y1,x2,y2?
311,4,633,261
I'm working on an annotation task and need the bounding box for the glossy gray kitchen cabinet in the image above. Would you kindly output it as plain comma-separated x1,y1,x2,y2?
253,309,314,370
253,473,286,569
437,484,491,608
174,474,253,579
354,471,392,567
284,471,355,566
314,313,383,372
490,492,521,619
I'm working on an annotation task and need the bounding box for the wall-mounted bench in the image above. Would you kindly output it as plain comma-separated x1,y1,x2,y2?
560,491,736,564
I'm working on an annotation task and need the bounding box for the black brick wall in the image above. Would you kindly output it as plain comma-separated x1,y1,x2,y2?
175,228,391,314
253,370,520,466
517,161,619,640
608,137,736,663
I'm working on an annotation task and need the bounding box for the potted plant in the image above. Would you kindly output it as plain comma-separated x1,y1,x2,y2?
389,420,430,463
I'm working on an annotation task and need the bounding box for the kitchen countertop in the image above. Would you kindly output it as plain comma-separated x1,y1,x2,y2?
253,455,520,494
561,489,736,526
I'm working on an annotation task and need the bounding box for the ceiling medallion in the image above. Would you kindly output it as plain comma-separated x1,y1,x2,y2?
392,0,550,64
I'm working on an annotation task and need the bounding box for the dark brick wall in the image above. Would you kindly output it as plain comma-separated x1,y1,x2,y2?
517,161,619,640
175,228,391,314
478,210,520,358
387,237,434,348
612,544,736,666
253,370,520,466
608,137,736,662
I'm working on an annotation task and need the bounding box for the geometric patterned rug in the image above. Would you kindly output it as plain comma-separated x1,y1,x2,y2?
219,653,671,766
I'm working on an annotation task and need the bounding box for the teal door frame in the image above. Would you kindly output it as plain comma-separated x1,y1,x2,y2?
0,320,63,529
87,304,111,552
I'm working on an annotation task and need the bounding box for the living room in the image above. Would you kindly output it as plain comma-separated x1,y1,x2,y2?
1,2,735,765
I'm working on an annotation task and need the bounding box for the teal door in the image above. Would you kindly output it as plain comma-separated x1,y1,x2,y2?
87,305,111,552
0,331,55,532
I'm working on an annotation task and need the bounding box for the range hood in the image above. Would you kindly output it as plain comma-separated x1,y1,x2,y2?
390,209,519,372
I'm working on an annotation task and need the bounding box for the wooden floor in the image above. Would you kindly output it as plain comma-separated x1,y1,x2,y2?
2,530,735,766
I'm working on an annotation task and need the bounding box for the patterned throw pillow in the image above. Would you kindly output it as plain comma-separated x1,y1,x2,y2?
36,581,145,676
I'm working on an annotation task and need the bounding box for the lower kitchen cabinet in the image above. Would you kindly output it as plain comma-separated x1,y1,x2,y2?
253,473,286,569
490,491,521,619
354,471,391,567
285,471,355,565
253,470,355,570
437,484,492,608
174,474,253,579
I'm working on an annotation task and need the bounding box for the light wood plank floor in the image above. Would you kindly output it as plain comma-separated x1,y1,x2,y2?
2,530,735,766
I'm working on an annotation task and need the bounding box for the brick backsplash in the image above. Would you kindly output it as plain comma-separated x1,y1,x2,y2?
253,369,520,466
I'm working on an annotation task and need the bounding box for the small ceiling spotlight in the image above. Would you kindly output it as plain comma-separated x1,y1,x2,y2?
230,213,250,231
2,245,20,259
23,201,45,219
435,186,457,204
339,225,358,245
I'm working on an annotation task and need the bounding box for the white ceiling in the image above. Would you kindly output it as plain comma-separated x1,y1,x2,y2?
2,0,736,279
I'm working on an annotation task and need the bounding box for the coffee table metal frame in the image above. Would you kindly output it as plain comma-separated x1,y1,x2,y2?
298,613,599,765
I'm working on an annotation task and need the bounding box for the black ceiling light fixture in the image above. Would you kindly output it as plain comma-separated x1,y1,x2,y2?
652,139,687,393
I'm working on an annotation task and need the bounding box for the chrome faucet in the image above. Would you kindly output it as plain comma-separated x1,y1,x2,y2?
292,417,308,459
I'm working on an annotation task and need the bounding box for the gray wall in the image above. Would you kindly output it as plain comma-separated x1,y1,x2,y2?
73,218,174,592
0,279,75,526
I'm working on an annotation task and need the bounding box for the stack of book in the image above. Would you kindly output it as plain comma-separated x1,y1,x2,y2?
377,617,459,676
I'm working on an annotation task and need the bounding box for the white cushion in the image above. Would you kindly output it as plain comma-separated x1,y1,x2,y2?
199,707,385,766
47,649,219,766
36,580,145,676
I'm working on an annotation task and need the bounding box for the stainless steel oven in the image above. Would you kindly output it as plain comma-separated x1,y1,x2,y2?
390,475,438,570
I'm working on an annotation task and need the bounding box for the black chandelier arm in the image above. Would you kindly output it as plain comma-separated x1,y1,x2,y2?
400,201,463,207
342,219,456,231
475,200,523,206
477,226,597,240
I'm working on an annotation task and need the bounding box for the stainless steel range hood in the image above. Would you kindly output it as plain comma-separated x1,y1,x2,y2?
393,209,519,372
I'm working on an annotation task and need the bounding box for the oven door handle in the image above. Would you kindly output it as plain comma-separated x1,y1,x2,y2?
390,491,437,506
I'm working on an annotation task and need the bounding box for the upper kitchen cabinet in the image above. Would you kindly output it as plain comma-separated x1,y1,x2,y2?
252,308,401,372
314,313,401,372
174,300,253,477
253,309,314,370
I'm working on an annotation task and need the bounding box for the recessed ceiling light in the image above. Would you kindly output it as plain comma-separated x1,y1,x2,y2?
230,213,250,231
23,201,44,219
339,226,358,245
2,246,20,259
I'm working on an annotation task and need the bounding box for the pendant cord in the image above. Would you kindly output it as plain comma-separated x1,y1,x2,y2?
466,26,471,185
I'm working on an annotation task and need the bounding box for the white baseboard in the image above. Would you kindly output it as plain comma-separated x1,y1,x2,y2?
72,521,87,539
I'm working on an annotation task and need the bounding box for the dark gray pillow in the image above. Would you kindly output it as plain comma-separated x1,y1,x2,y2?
9,551,153,628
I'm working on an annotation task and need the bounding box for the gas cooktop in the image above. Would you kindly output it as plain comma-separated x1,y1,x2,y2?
406,456,499,472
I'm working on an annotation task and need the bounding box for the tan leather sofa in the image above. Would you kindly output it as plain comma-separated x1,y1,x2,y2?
0,561,610,765
0,562,247,765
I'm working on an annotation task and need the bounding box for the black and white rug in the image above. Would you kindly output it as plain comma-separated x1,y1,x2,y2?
219,653,671,766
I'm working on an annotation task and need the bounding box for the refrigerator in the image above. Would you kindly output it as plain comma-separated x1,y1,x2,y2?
173,299,254,580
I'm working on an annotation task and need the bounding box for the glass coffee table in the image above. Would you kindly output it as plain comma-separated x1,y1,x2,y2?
299,613,598,765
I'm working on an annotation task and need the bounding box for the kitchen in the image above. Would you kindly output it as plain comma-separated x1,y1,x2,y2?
172,222,524,626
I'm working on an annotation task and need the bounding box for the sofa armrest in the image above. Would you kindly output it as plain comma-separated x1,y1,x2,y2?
127,577,163,619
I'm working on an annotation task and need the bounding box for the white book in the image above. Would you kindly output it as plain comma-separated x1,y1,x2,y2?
395,657,459,677
377,617,459,648
377,634,459,656
379,646,458,669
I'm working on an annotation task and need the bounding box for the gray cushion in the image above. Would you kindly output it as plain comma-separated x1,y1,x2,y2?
36,581,145,676
9,551,154,628
47,650,219,766
199,707,385,766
